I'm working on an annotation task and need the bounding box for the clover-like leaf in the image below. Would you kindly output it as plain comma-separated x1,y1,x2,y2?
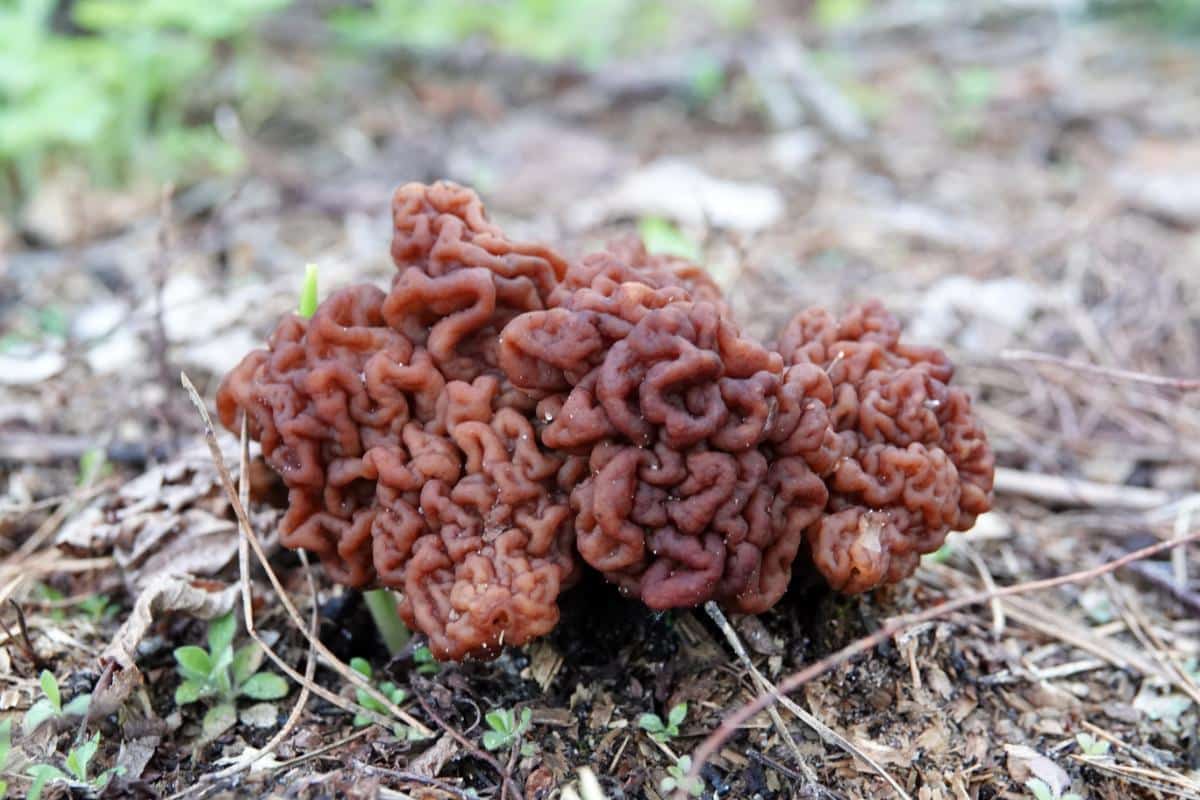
239,672,288,701
174,679,205,706
231,642,265,687
174,646,213,681
38,670,61,713
637,713,665,733
481,729,509,751
1025,778,1056,800
485,709,513,734
22,698,57,735
207,612,237,660
667,702,687,729
201,702,237,743
349,657,373,680
26,764,68,800
0,718,11,770
65,732,100,782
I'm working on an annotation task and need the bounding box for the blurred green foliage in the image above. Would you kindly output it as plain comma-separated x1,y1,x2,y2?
0,0,285,212
1,0,753,215
329,0,751,67
1091,0,1200,36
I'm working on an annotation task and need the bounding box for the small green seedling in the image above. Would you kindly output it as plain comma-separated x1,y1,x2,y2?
26,732,123,800
638,702,687,744
77,446,110,486
174,612,288,741
22,670,91,734
76,594,119,622
1075,732,1111,757
0,718,11,798
482,707,532,753
660,755,703,797
298,263,319,318
348,658,423,740
638,217,700,262
1025,778,1083,800
412,645,439,675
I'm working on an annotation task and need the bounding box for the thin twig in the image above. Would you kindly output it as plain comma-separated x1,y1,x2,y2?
414,693,524,800
993,466,1173,510
190,419,321,787
681,520,1200,795
705,602,908,800
1001,350,1200,392
180,372,432,737
698,610,820,786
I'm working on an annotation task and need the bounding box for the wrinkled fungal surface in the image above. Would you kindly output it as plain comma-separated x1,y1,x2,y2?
218,182,577,660
217,181,995,660
776,302,996,593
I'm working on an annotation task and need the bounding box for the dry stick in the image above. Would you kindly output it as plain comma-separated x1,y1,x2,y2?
1001,350,1200,392
701,607,821,786
681,523,1200,796
181,372,432,737
705,602,910,800
359,764,478,800
698,611,821,786
1102,575,1200,708
993,466,1170,510
414,693,524,800
194,421,321,786
1121,560,1200,617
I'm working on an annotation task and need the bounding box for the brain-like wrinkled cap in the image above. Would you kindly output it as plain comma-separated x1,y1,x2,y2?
776,301,995,593
218,182,577,660
217,181,995,660
501,252,831,614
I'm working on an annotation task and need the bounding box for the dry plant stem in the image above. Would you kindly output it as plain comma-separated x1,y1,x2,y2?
195,419,321,786
1103,575,1200,708
701,605,820,787
1121,560,1200,617
359,764,478,800
180,372,432,737
698,614,819,786
681,521,1200,795
1001,349,1200,392
993,466,1171,510
704,602,910,800
414,693,524,800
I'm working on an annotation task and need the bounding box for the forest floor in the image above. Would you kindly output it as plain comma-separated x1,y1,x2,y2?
3,4,1200,799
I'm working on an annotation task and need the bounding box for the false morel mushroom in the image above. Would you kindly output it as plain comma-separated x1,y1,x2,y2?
217,181,995,660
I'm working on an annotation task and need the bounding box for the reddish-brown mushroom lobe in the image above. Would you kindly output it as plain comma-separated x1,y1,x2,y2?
218,181,995,660
217,182,578,660
500,257,831,615
775,301,995,593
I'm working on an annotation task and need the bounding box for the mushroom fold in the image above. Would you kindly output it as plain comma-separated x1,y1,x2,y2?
217,181,995,660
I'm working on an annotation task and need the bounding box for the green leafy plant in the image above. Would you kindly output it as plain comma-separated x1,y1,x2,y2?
481,707,532,752
413,645,439,675
637,702,687,744
329,0,747,69
174,612,288,741
0,0,288,210
75,593,119,622
638,217,700,262
0,718,11,799
26,732,122,799
348,657,423,740
1025,778,1083,800
1075,732,1111,757
22,670,91,735
660,755,703,797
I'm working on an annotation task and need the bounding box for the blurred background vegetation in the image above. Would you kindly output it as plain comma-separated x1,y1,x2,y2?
0,0,1195,217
